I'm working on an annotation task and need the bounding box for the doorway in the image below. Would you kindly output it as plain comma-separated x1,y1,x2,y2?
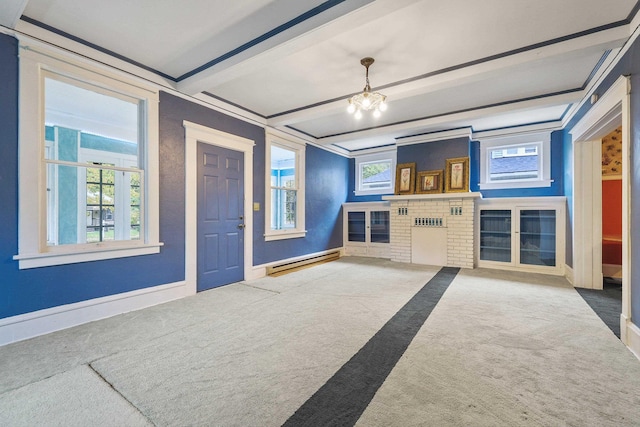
570,76,631,345
184,121,255,296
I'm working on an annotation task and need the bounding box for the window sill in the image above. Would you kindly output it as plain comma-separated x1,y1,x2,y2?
264,230,307,241
13,243,163,269
479,179,553,190
354,189,394,197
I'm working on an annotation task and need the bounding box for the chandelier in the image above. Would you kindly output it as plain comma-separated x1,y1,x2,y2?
347,57,387,119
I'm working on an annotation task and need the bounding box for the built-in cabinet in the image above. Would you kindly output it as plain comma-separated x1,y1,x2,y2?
343,202,390,258
477,197,566,275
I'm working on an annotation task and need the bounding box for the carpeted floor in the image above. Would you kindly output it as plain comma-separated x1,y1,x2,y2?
1,258,639,426
576,277,623,337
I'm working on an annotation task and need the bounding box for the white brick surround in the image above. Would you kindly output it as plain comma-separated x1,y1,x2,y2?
382,193,481,269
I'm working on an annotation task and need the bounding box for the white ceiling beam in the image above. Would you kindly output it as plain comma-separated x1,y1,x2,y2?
176,0,418,95
314,91,583,146
0,0,29,28
268,24,629,128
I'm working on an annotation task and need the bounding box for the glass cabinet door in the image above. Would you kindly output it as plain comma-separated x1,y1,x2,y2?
519,209,556,266
347,211,366,242
370,210,390,243
479,209,512,262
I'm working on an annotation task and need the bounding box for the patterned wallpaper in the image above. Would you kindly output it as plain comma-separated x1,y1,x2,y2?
602,126,622,177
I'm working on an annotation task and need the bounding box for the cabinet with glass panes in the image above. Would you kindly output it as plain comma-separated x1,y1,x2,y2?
343,202,390,258
477,198,565,275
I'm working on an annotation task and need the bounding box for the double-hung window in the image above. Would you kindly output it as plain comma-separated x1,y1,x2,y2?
265,132,306,241
354,150,396,196
15,44,160,269
478,131,552,190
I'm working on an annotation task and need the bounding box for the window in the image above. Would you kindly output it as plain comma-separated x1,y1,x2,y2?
354,150,396,196
15,45,160,269
478,132,552,190
265,132,305,241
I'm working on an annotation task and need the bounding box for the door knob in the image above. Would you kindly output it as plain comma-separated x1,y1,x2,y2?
237,223,246,229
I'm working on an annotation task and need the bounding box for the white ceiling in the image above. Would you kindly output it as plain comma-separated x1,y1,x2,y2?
3,0,639,153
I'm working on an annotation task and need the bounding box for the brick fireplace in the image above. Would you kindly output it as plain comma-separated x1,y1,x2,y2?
382,193,481,269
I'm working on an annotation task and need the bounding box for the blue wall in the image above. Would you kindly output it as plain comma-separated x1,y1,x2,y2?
470,130,565,198
0,35,182,320
158,92,349,267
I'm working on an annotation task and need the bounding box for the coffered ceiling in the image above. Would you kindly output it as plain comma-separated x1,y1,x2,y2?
2,0,638,153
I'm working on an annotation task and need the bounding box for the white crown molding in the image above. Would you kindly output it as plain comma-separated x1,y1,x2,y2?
396,128,472,146
473,121,562,140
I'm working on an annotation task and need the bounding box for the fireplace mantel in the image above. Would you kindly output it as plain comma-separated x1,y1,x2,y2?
382,192,482,202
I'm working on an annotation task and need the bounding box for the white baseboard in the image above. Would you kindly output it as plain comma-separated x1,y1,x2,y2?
602,263,622,279
622,316,640,362
0,281,187,346
564,264,574,285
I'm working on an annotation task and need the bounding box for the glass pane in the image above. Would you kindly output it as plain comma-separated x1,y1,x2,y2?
361,160,391,190
370,211,390,243
271,188,297,230
480,209,511,262
489,143,539,181
520,209,556,266
347,211,366,242
44,76,139,164
271,145,295,187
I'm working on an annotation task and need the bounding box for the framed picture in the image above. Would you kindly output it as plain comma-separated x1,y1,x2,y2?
416,170,443,194
395,163,416,194
445,156,469,193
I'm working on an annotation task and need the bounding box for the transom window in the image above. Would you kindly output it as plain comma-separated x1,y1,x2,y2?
265,132,306,241
478,132,552,190
354,150,396,196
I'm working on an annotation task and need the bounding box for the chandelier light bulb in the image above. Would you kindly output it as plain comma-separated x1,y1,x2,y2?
346,57,387,119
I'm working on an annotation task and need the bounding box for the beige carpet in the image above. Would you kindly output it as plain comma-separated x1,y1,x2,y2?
0,258,639,426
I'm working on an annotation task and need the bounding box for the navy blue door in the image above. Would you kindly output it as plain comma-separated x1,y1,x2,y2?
197,142,245,291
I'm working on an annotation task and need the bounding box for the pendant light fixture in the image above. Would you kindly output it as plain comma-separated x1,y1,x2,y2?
347,57,387,119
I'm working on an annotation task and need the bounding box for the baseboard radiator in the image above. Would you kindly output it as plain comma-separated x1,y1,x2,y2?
266,250,341,275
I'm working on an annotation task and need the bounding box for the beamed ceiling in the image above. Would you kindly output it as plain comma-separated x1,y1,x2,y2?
1,0,639,152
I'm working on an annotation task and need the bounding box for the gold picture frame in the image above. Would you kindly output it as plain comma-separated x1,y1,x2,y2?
416,170,443,194
395,163,416,194
444,156,469,193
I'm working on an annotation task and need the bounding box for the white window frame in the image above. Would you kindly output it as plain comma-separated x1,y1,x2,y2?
354,149,396,196
14,43,161,269
478,131,553,190
264,131,306,241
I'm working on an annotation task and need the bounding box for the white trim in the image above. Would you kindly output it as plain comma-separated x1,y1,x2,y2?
354,149,397,196
15,43,161,269
564,263,574,285
264,130,306,241
624,321,640,362
183,121,255,296
0,281,187,346
396,128,472,146
472,122,562,140
570,76,633,350
478,131,553,190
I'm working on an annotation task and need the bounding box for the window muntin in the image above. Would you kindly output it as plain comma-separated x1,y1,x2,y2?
354,150,396,195
44,74,143,247
479,132,552,190
265,133,306,241
15,45,160,269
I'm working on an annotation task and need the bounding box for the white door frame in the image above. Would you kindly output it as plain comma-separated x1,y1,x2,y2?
570,76,632,344
184,121,254,295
